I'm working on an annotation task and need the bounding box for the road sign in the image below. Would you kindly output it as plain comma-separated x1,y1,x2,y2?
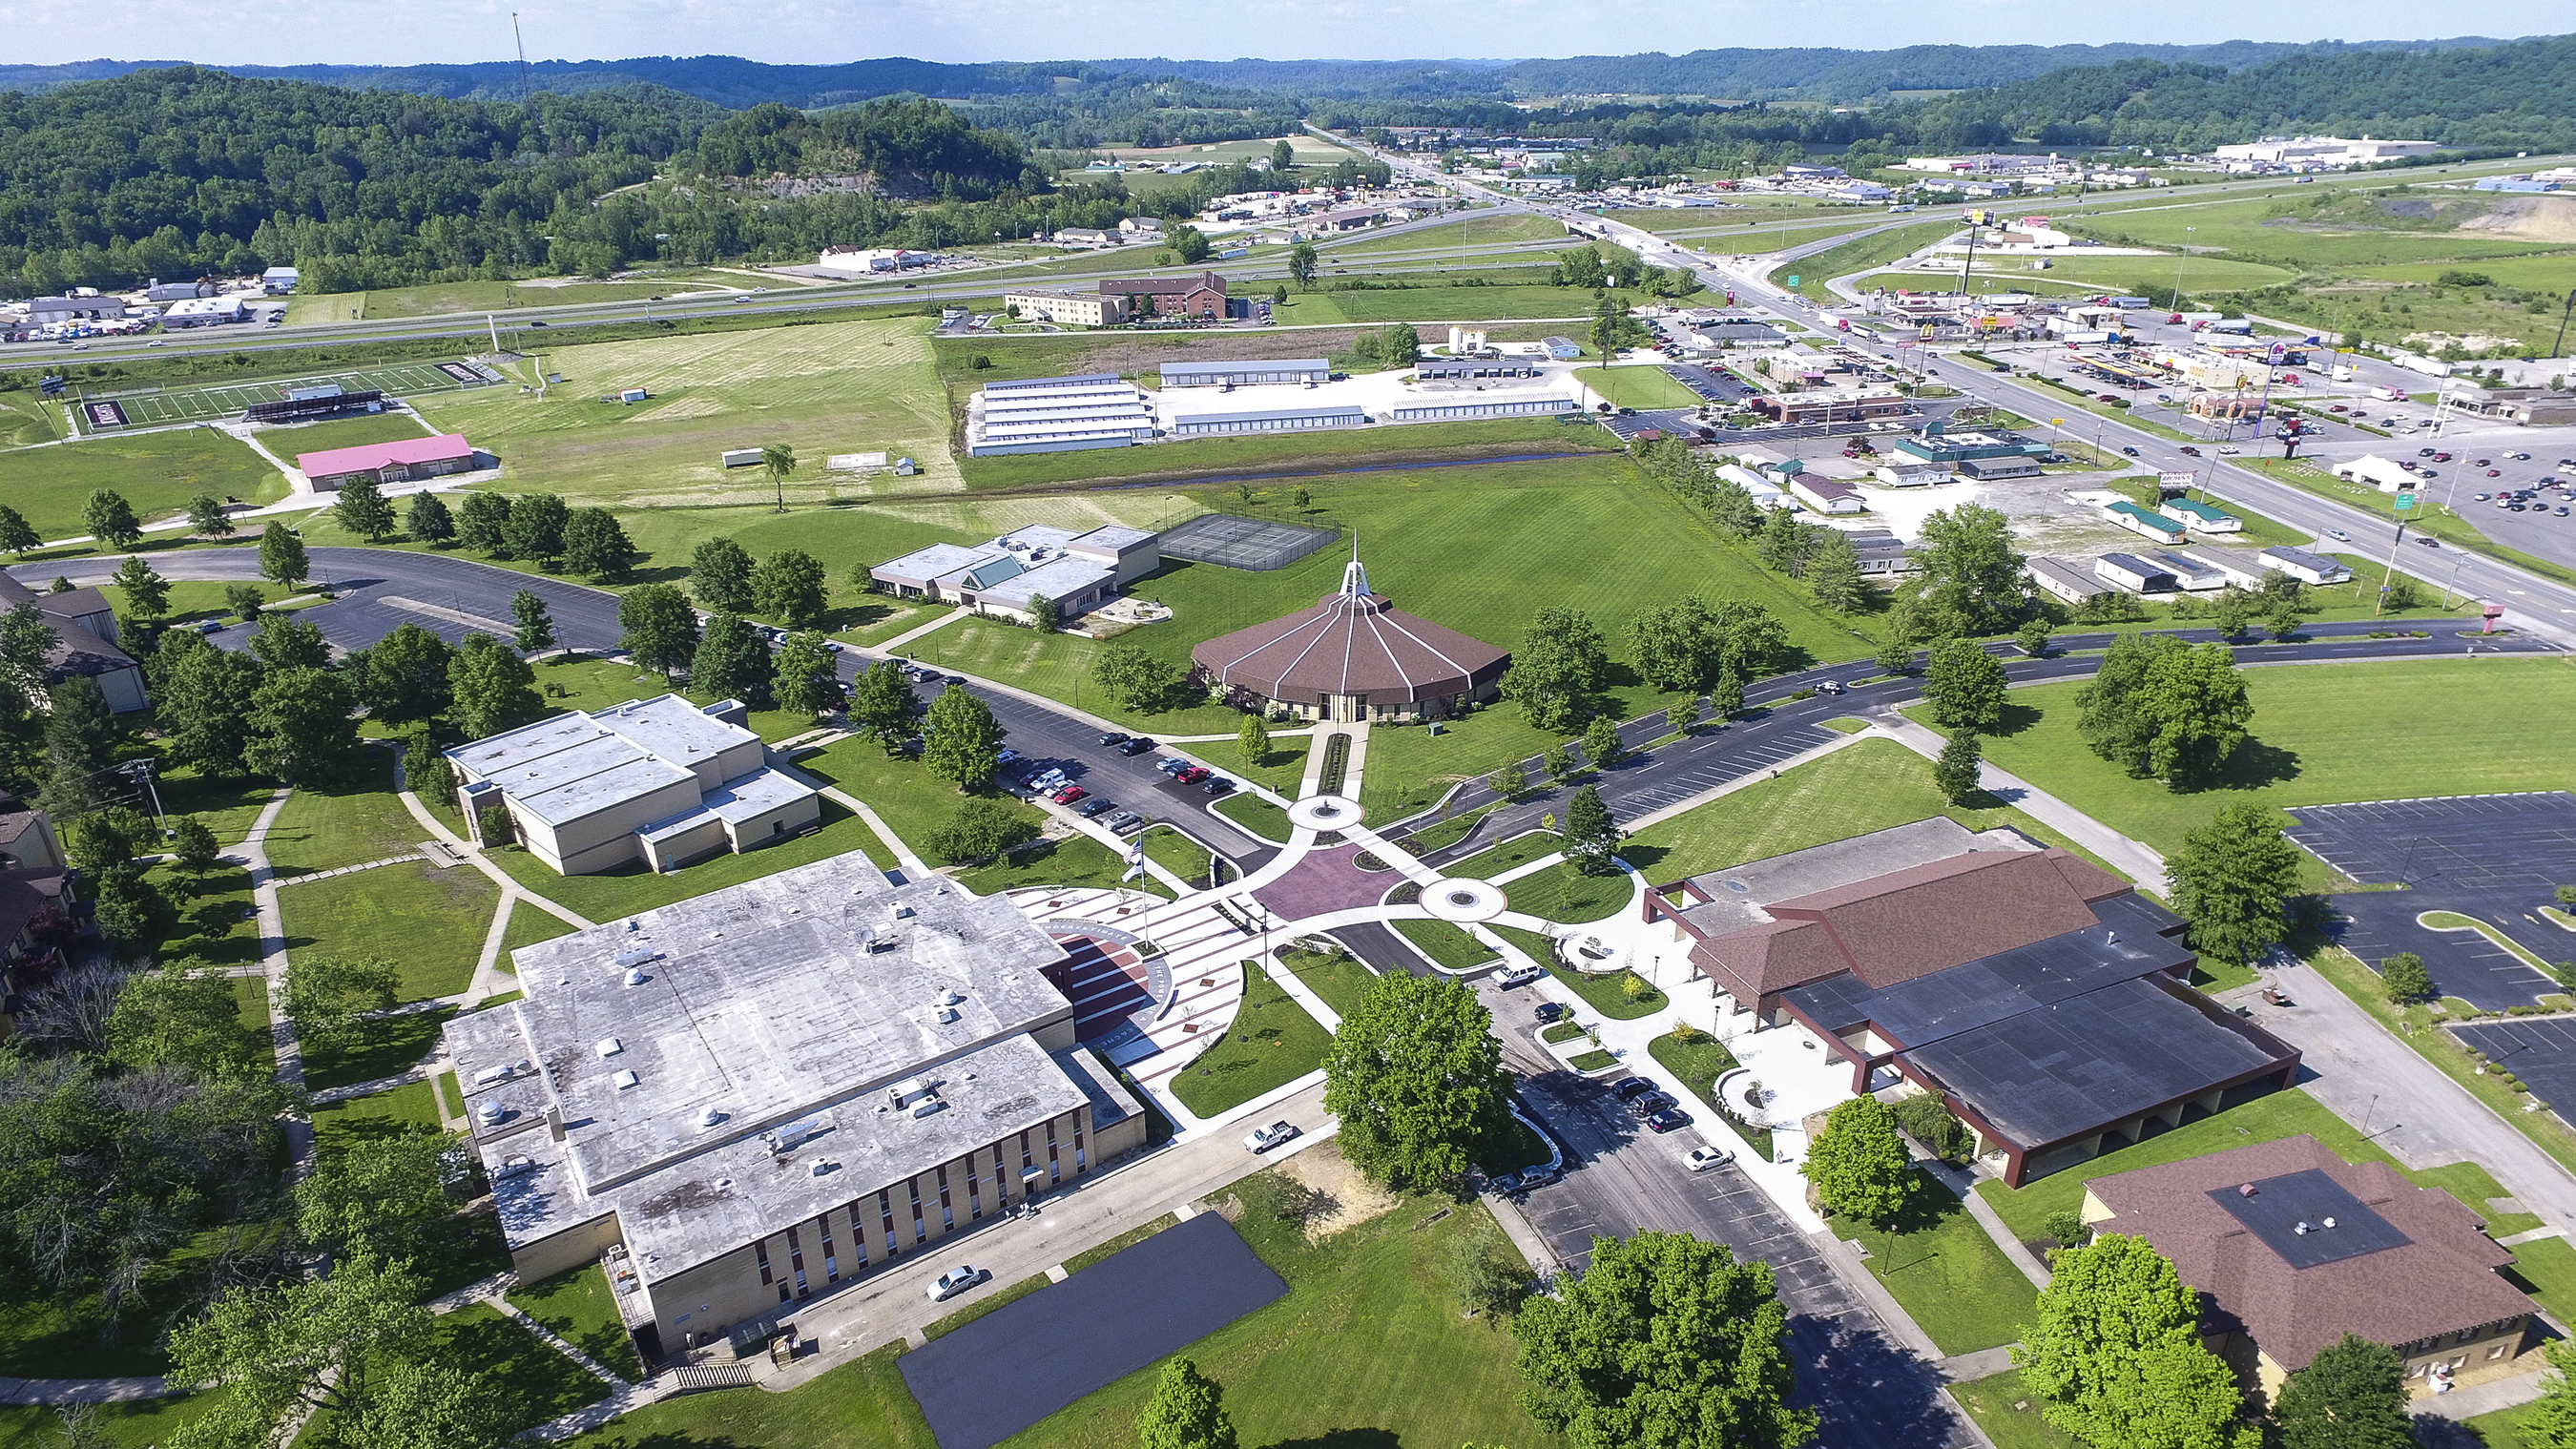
1785,276,1800,285
2395,491,2417,511
2050,419,2065,426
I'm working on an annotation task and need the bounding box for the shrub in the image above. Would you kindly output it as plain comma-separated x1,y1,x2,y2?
1891,1092,1969,1163
2044,1209,2089,1248
2379,952,2433,1004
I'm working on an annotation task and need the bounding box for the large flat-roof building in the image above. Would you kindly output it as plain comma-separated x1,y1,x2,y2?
1645,818,2299,1185
964,375,1156,456
1191,550,1509,724
1099,271,1228,321
1003,290,1128,327
1893,419,2052,466
442,855,1147,1359
866,525,1160,625
447,696,820,876
2083,1135,2536,1397
1158,359,1330,388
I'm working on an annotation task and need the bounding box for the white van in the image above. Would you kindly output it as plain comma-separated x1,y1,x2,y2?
1495,962,1545,987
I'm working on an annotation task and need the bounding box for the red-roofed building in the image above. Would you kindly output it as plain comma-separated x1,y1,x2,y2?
296,434,478,491
2083,1135,2538,1398
1189,549,1509,724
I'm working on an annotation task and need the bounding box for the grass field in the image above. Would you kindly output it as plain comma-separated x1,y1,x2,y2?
0,389,62,446
1276,945,1379,1020
279,861,498,1004
412,316,964,505
1770,220,1961,299
508,1265,647,1381
1391,917,1500,970
81,360,503,432
0,426,287,545
1839,1171,2039,1356
1861,253,2296,295
2066,186,2576,268
430,1302,613,1435
1574,365,1705,409
1168,966,1330,1116
258,411,434,460
1952,658,2576,866
1329,213,1569,256
957,415,1615,490
1950,1370,2081,1449
1264,283,1608,327
483,797,904,920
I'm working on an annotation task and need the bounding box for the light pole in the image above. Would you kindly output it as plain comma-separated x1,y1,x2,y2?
2173,227,2192,307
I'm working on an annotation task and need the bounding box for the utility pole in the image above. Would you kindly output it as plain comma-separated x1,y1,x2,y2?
512,12,532,102
2554,288,2576,364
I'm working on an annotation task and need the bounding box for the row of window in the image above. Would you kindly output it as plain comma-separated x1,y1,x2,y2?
753,1113,1089,1307
1174,415,1357,434
1388,401,1571,420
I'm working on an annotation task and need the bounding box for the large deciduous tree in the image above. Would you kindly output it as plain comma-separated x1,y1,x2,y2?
244,666,357,784
280,954,398,1057
2272,1334,2411,1449
104,958,258,1078
454,492,511,554
561,507,638,582
924,797,1038,866
257,520,309,589
1800,1096,1916,1225
922,683,1007,792
1912,502,2026,632
1136,1356,1237,1449
617,583,700,678
333,475,396,543
773,631,841,717
1512,1230,1816,1449
510,590,555,655
247,612,330,671
405,490,453,547
690,611,775,708
159,642,265,777
689,537,755,611
1803,529,1868,613
2077,634,2254,787
85,488,142,549
748,547,829,628
1090,642,1178,713
1562,784,1620,877
2013,1234,2255,1449
111,554,169,620
1922,637,2007,733
504,493,569,565
447,632,543,740
1323,973,1514,1190
1502,608,1610,732
847,660,916,745
346,622,453,724
2165,803,2305,966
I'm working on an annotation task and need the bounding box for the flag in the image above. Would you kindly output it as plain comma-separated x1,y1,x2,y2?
1120,836,1145,883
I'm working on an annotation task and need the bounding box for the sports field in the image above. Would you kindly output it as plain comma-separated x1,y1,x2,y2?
411,316,960,507
73,360,503,435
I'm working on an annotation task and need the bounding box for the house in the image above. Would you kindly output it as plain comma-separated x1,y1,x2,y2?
0,863,74,1038
440,853,1148,1361
1839,528,1913,575
2026,557,2111,607
2333,455,2418,494
2144,549,2227,591
2096,552,2179,593
1958,456,2043,481
1540,337,1583,361
1117,217,1164,238
1874,462,1955,487
1003,290,1129,327
2176,547,2269,590
2164,498,2242,533
261,266,300,295
1790,476,1866,515
1642,818,2300,1185
867,525,1161,626
2083,1136,2536,1397
1098,271,1228,321
2102,501,2189,546
296,435,478,491
0,575,146,713
446,695,821,876
1053,227,1119,248
1714,465,1794,510
0,800,64,873
2261,547,2351,586
963,375,1155,456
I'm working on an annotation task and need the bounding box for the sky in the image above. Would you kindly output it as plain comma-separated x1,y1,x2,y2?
0,0,2563,68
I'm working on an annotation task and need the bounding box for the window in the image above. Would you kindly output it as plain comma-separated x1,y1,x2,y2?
779,1283,792,1305
2489,1342,2511,1360
756,1239,773,1286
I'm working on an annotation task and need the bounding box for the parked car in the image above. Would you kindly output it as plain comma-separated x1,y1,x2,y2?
1118,736,1156,756
1103,810,1143,833
1175,765,1211,785
1534,1002,1569,1025
1200,776,1236,797
1245,1121,1299,1153
926,1265,988,1302
1051,784,1088,804
1626,1091,1678,1120
1157,757,1189,776
1495,961,1544,987
1097,732,1129,748
995,748,1020,764
1609,1077,1660,1104
1076,797,1115,818
1644,1109,1690,1133
1686,1146,1735,1171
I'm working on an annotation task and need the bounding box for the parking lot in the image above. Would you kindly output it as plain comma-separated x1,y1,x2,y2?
2450,1017,2576,1119
2286,793,2576,1009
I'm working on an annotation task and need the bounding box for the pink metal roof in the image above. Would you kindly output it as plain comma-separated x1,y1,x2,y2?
296,433,472,478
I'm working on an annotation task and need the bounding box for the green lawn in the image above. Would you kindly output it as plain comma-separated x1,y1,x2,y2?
1140,824,1216,888
1837,1171,2039,1356
1452,829,1564,880
1769,219,1961,299
2500,1233,2576,1329
0,1396,227,1449
285,276,733,324
1265,282,1613,326
1574,365,1705,410
1168,967,1331,1116
507,1265,647,1381
1215,792,1293,841
261,412,434,460
279,862,499,1002
0,388,62,446
956,832,1174,900
309,1080,444,1152
0,426,288,549
565,1173,1556,1449
1619,738,2125,885
1492,859,1631,924
1974,1087,2538,1245
501,897,579,962
1958,659,2576,867
1330,213,1568,255
1950,1369,2084,1449
262,754,422,877
1275,945,1380,1020
1544,963,1667,1020
429,1302,612,1436
1391,917,1500,970
301,1004,456,1093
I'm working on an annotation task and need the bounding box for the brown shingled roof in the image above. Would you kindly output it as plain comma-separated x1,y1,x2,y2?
1694,920,1852,1005
2086,1135,2531,1373
1767,849,2118,990
1190,587,1508,707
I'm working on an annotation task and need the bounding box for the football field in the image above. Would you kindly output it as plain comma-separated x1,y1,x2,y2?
73,359,505,434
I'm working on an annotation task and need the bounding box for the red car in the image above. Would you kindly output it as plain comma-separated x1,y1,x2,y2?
2329,404,2349,412
1174,765,1211,785
1051,784,1088,804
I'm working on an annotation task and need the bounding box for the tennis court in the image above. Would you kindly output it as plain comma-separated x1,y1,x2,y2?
73,359,505,434
1159,512,1340,571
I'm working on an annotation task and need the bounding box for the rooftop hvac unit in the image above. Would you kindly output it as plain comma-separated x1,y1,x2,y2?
624,968,648,987
808,1157,837,1177
766,1115,828,1153
891,901,913,920
615,947,658,968
475,1100,507,1127
473,1063,515,1087
613,1069,640,1090
595,1038,623,1058
497,1155,535,1177
937,989,965,1006
934,1007,959,1025
911,1098,946,1119
699,1106,726,1128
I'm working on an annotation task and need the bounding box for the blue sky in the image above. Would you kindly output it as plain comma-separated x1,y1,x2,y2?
0,0,2560,69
